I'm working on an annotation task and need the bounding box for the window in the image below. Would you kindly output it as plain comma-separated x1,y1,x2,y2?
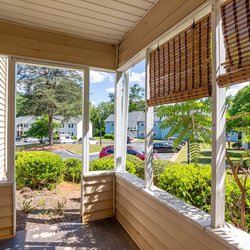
140,132,144,136
127,149,137,155
107,149,114,154
141,122,144,127
68,123,74,128
111,123,114,127
24,124,28,128
71,132,74,136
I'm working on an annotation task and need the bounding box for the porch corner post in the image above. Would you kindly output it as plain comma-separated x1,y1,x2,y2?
121,70,129,169
7,56,16,236
80,67,90,219
211,0,226,228
145,49,154,189
114,71,124,171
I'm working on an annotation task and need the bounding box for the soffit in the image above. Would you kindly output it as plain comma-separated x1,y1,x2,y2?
0,0,158,44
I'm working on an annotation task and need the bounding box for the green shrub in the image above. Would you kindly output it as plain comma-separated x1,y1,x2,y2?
63,158,82,183
158,164,250,231
153,160,175,186
16,151,64,190
126,155,144,178
103,134,114,140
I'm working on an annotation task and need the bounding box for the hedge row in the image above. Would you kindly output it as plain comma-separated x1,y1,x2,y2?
15,151,250,230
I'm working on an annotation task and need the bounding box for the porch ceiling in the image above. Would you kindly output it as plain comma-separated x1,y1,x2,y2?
0,0,158,44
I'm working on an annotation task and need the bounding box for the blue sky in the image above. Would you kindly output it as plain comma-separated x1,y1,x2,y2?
90,60,145,106
90,59,249,105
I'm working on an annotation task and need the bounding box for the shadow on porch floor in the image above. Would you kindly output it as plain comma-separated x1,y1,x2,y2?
0,217,139,250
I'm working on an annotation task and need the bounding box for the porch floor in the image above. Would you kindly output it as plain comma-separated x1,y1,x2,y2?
0,217,139,250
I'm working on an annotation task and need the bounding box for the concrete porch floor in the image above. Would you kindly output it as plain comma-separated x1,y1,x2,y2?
0,217,139,250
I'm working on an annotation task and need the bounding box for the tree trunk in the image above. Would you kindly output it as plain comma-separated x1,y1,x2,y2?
187,140,190,164
240,190,246,230
49,111,53,146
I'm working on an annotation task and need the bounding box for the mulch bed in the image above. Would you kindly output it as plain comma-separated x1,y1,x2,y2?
16,182,81,231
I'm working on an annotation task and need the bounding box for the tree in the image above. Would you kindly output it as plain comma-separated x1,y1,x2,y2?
225,84,250,230
26,116,59,140
157,98,212,163
108,83,145,112
17,64,82,145
16,92,27,117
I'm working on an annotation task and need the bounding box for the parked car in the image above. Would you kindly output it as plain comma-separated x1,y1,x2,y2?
89,137,98,144
153,141,181,153
127,136,132,144
168,137,186,146
24,137,39,143
59,134,76,144
15,137,21,142
99,145,159,160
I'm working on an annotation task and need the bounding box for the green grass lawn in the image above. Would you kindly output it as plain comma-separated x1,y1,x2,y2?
16,143,104,154
94,137,114,143
175,144,245,165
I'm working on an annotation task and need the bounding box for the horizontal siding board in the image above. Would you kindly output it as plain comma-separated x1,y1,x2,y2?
0,194,13,207
84,191,112,203
84,208,113,222
116,185,204,250
84,199,113,213
0,227,13,239
118,0,206,67
84,182,113,194
0,215,12,229
0,205,13,218
0,21,116,70
116,210,153,250
116,176,230,250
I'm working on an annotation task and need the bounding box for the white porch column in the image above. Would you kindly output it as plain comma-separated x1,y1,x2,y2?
121,70,129,168
144,49,154,189
114,72,124,171
7,57,16,183
211,0,226,228
114,71,129,172
81,67,90,218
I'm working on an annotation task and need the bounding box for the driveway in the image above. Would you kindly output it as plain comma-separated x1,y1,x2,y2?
131,142,175,161
53,150,99,161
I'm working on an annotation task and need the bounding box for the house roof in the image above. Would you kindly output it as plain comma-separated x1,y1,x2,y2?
16,116,37,124
106,111,162,127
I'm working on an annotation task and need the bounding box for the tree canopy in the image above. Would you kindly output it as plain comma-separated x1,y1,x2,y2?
17,64,83,145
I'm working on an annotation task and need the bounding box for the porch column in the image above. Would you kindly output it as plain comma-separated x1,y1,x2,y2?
211,0,226,228
81,67,90,218
144,49,154,189
114,71,129,172
121,70,129,168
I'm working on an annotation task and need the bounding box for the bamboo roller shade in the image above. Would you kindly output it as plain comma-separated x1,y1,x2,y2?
219,0,250,87
148,15,212,106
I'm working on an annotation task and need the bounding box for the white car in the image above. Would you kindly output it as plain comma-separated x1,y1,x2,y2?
89,137,98,144
59,134,76,144
24,137,39,143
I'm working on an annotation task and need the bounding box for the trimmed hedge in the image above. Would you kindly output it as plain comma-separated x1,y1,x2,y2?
16,151,64,190
63,158,82,183
103,134,114,140
158,164,250,231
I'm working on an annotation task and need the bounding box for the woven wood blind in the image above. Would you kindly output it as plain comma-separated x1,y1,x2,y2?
218,0,250,87
148,15,212,106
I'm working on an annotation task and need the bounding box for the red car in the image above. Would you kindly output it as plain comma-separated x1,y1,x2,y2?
99,145,159,160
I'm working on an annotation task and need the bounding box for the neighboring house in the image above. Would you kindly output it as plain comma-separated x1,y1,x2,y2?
16,116,93,139
106,112,243,142
16,116,37,137
105,111,171,140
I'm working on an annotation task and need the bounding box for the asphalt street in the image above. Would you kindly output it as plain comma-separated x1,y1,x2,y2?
52,142,175,161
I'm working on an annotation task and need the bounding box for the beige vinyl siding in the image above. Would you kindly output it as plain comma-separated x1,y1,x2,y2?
0,185,13,239
0,21,116,70
0,57,7,181
116,174,231,250
83,173,114,223
118,0,206,68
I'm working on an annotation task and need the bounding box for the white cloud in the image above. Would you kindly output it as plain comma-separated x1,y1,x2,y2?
90,71,114,83
226,82,249,96
130,72,145,86
106,87,115,93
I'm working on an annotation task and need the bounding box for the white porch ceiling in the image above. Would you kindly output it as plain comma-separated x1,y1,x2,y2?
0,0,158,44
